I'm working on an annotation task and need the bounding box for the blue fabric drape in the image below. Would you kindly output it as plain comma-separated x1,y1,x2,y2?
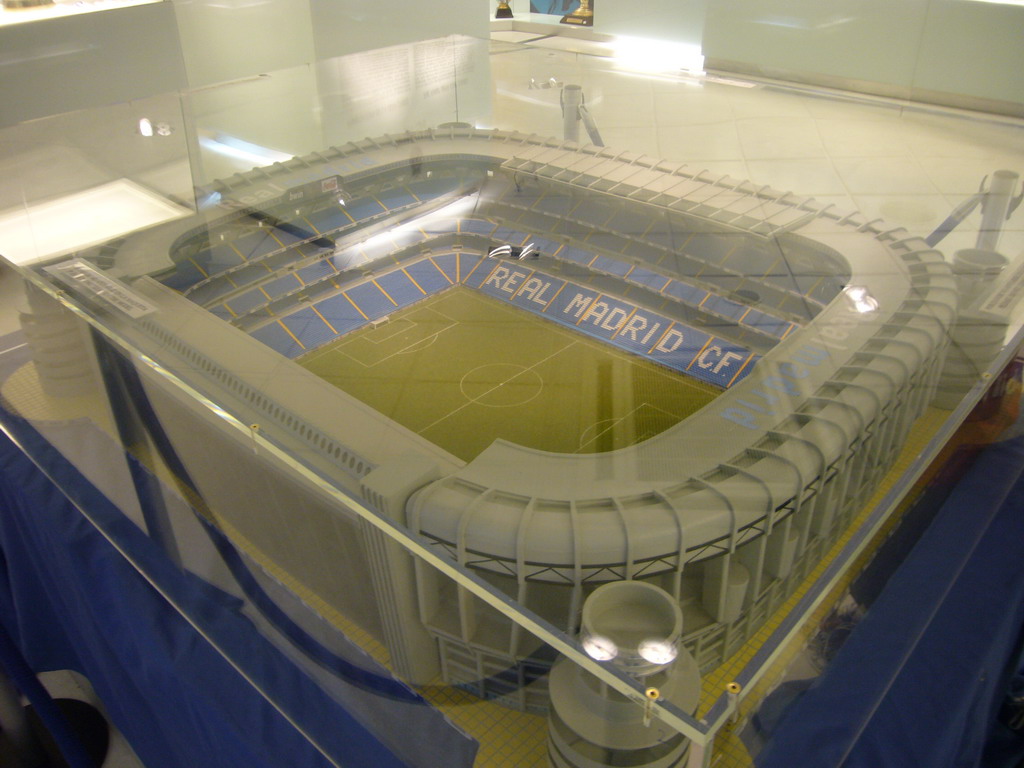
757,434,1024,768
0,419,420,768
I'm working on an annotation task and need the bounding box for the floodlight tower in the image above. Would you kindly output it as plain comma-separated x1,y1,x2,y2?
561,85,604,147
547,581,701,768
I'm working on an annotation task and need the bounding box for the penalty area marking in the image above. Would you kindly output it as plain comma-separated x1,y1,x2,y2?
396,333,442,355
575,401,682,453
362,316,409,344
334,322,456,367
577,417,623,450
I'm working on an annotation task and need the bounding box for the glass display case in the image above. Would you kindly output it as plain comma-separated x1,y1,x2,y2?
1,30,1022,768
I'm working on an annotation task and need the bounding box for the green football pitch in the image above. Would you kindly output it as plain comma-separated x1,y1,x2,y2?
299,287,720,462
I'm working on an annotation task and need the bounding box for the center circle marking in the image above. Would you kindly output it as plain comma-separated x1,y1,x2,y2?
460,364,543,407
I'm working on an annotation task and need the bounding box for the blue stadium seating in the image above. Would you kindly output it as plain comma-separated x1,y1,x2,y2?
530,237,562,256
543,237,801,340
408,177,461,199
663,279,708,305
431,253,459,285
458,253,484,283
232,232,280,261
229,266,269,290
513,211,553,234
225,289,267,316
459,218,496,236
315,294,369,336
251,325,303,360
268,223,304,248
502,188,544,207
780,294,815,321
490,226,528,245
659,253,702,278
532,194,577,218
742,308,791,338
589,254,632,277
729,246,778,276
700,276,747,304
605,209,652,238
405,259,452,295
208,192,807,364
586,233,632,258
188,279,237,306
763,270,801,293
642,230,681,251
305,208,353,235
262,273,303,299
197,245,243,275
626,266,669,292
345,199,387,221
377,189,418,210
560,247,594,266
461,257,499,289
571,201,615,229
702,294,747,320
345,281,395,320
251,321,304,359
281,307,336,351
794,273,823,295
161,261,206,292
619,241,667,265
376,270,425,308
296,261,336,285
687,232,735,265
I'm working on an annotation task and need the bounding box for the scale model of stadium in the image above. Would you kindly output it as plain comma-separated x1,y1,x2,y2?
103,126,957,708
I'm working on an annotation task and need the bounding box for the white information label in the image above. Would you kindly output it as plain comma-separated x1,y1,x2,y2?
45,259,157,319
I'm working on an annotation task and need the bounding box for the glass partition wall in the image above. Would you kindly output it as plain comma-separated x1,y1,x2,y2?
1,31,1022,768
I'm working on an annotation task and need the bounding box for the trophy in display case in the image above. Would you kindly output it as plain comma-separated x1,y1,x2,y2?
495,0,513,18
560,0,593,26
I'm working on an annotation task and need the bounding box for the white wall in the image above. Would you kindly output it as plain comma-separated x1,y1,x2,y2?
171,0,317,88
309,0,488,62
701,0,1024,112
0,3,187,128
591,0,706,49
171,0,490,180
316,36,492,147
912,0,1024,107
170,0,488,89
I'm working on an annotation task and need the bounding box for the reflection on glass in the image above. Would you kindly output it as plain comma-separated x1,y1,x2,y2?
843,285,878,314
638,638,678,666
582,633,618,661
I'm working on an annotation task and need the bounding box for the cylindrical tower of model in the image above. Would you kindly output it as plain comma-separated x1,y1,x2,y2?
976,170,1019,253
548,581,701,768
19,282,96,398
952,248,1008,310
561,85,583,144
